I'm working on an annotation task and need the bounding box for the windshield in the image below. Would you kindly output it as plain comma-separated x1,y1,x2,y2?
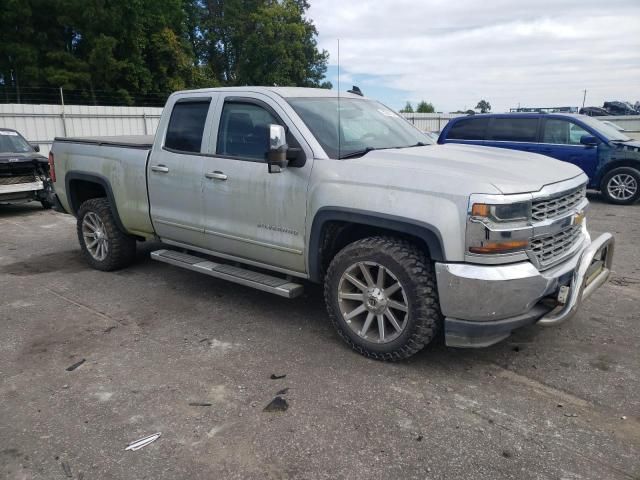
578,116,631,142
286,97,432,158
0,130,34,153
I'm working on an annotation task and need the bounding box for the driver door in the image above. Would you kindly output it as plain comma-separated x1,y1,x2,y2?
200,93,313,274
540,118,599,178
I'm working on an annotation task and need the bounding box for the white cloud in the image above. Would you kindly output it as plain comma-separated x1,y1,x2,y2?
309,0,640,111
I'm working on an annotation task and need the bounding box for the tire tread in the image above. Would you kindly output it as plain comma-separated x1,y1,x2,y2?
324,236,442,361
76,198,136,271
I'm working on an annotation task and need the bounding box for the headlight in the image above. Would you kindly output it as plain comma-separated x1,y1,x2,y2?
467,200,532,255
470,201,531,224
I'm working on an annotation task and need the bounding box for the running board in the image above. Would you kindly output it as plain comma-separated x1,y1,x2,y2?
150,249,304,299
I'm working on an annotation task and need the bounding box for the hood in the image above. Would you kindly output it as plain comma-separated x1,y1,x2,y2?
611,139,640,154
0,151,48,166
351,143,585,195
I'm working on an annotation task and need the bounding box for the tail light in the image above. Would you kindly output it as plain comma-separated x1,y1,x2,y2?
48,152,56,182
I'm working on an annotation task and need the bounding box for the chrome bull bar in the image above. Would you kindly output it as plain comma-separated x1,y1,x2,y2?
538,233,615,326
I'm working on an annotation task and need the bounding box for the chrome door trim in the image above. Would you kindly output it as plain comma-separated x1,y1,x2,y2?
203,228,303,255
155,219,203,233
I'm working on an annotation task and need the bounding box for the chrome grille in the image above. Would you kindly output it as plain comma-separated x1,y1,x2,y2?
530,224,582,269
0,174,36,185
532,186,586,222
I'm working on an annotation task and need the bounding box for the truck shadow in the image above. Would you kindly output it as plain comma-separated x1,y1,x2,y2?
0,202,46,218
0,250,87,276
132,245,542,369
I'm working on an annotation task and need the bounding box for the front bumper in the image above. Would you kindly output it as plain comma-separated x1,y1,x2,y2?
0,180,44,195
0,180,45,203
435,233,615,348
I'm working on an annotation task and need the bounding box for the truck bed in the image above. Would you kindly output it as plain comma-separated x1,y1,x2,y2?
51,135,155,238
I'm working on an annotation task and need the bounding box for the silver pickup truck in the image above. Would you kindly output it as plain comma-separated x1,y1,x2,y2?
49,87,614,360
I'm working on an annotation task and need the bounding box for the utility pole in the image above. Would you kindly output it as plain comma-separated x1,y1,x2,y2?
60,87,68,136
582,89,587,109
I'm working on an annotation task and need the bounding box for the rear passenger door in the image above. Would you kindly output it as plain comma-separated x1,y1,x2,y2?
148,96,216,247
539,118,599,177
485,117,540,153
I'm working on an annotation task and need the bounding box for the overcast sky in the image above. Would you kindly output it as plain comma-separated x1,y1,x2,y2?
308,0,640,112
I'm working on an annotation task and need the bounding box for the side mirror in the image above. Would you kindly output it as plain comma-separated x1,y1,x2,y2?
32,144,41,152
267,124,288,173
580,135,598,147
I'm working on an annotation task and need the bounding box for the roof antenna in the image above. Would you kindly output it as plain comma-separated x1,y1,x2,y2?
347,85,363,96
337,38,341,160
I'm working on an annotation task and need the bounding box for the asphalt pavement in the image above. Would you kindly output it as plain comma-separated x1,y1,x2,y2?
1,195,639,480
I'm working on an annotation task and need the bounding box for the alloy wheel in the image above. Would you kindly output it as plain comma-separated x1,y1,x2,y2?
607,173,638,201
82,212,109,261
337,261,409,343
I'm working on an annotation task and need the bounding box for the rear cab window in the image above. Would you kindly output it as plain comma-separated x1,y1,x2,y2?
446,117,490,140
164,99,211,153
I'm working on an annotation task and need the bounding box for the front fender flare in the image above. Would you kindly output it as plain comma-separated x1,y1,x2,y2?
307,207,445,282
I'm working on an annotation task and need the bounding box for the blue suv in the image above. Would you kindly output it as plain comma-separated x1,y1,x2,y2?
438,113,640,204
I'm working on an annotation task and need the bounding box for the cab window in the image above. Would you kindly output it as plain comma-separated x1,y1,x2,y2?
446,117,490,140
487,118,539,142
216,102,279,160
164,100,211,153
543,119,590,145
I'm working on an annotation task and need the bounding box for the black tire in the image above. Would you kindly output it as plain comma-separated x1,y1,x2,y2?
600,167,640,205
324,236,442,361
76,198,136,271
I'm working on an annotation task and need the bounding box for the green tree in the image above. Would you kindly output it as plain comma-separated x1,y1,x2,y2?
0,0,332,105
416,101,435,113
400,101,414,113
197,0,330,88
476,99,491,113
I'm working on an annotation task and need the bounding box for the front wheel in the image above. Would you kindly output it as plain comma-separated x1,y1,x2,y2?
324,236,442,361
76,198,136,271
601,167,640,205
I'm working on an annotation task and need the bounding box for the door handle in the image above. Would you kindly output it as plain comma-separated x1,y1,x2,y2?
205,171,228,181
151,165,169,173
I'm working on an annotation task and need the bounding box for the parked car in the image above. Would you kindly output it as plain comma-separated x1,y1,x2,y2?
603,101,639,116
0,128,53,208
438,113,640,204
49,87,613,359
579,106,610,117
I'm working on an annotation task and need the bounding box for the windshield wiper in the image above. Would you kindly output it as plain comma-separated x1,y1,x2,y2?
390,142,430,150
339,143,428,159
339,147,377,159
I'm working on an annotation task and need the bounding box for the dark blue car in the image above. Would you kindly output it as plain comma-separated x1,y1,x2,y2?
438,113,640,204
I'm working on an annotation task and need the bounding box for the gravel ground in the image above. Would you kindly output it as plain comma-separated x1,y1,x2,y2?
1,194,639,480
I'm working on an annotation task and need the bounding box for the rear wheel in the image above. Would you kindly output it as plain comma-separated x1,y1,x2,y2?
601,167,640,205
324,236,442,361
76,198,136,271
